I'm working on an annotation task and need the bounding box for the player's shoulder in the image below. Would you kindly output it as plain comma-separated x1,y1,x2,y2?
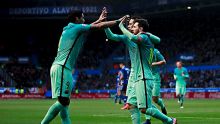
182,67,188,71
64,23,80,30
75,23,90,28
154,48,160,53
136,33,151,44
68,23,90,27
63,23,75,30
139,32,149,38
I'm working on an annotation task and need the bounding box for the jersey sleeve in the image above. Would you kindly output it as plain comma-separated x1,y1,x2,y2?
146,32,161,44
183,68,189,78
104,28,126,42
155,49,165,61
75,24,91,32
173,68,177,79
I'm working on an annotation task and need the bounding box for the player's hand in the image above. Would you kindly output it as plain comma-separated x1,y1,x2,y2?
174,75,177,80
98,7,107,22
182,72,184,76
152,62,156,66
119,15,130,24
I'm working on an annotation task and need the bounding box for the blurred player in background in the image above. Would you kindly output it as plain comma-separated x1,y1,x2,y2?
41,7,127,124
115,63,130,104
144,48,167,124
119,63,130,104
174,61,189,108
119,17,177,124
115,70,123,104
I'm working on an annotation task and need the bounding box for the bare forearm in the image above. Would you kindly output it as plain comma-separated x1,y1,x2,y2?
91,19,102,25
91,20,119,29
152,60,166,66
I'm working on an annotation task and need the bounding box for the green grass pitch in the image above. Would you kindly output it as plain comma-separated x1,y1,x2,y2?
0,99,220,124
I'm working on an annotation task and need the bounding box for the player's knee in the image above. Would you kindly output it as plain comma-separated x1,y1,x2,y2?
60,109,68,119
140,108,146,114
58,96,70,106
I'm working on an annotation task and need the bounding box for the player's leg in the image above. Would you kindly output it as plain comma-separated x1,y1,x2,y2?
180,86,186,108
115,87,119,103
180,94,184,108
121,79,132,109
59,68,73,124
41,101,65,124
41,65,65,124
175,85,180,103
58,97,71,124
179,87,183,107
136,80,175,124
152,82,167,115
122,83,128,104
118,88,122,104
144,82,156,124
144,76,166,124
126,80,141,124
115,85,122,104
129,105,141,124
144,104,159,124
59,106,71,124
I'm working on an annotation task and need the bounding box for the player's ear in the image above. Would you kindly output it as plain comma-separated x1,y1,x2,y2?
140,27,143,32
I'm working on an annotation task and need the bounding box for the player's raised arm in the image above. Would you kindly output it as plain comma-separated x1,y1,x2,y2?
119,17,148,44
90,15,127,30
118,16,138,42
104,28,125,42
91,7,107,25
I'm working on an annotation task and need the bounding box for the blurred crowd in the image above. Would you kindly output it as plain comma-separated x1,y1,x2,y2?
75,68,220,90
0,62,219,90
2,63,49,88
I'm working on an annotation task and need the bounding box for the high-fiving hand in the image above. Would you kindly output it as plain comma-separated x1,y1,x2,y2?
98,7,107,22
119,15,130,25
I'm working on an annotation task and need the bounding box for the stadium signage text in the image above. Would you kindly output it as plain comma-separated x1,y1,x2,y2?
9,6,99,15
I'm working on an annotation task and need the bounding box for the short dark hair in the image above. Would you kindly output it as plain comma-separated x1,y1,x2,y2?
67,10,83,23
134,19,149,32
119,62,124,65
130,16,142,20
